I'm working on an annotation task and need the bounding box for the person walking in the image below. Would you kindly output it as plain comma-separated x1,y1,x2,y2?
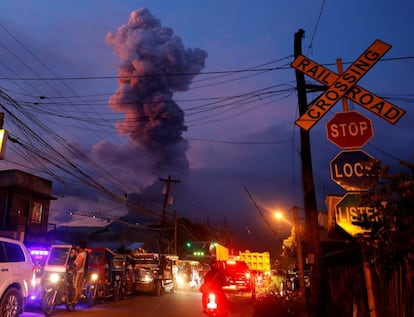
70,241,88,309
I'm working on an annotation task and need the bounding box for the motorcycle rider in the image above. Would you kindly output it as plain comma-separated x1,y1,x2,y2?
199,259,228,312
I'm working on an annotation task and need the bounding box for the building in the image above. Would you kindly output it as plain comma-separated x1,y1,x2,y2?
0,169,56,244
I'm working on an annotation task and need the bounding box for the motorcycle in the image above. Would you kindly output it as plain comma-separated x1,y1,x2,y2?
85,270,99,307
42,271,75,316
41,244,77,316
112,254,130,301
85,247,116,305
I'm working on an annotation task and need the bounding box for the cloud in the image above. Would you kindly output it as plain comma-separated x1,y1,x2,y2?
106,8,207,175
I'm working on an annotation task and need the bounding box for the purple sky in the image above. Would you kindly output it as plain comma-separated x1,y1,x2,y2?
0,1,413,254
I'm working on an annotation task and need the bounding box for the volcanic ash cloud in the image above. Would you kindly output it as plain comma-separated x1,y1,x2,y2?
107,8,207,174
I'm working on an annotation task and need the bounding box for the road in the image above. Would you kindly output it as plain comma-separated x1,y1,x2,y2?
22,289,255,317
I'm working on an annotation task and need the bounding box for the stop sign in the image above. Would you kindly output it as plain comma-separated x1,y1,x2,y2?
335,193,378,236
326,111,373,148
330,150,378,191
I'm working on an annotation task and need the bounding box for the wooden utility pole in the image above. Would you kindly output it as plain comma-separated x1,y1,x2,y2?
174,211,178,255
361,241,378,317
293,205,306,300
0,112,8,160
158,175,180,254
293,29,323,317
159,175,180,226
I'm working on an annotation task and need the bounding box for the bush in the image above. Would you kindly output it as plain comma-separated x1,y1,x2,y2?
252,290,307,317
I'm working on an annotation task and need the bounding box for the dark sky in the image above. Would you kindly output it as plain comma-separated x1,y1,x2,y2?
0,1,413,255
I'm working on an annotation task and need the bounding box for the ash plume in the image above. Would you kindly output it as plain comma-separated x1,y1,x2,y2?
107,8,207,175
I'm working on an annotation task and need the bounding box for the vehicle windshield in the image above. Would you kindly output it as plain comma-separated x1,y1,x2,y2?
113,257,125,269
222,261,249,272
47,247,71,266
89,251,103,265
134,255,158,265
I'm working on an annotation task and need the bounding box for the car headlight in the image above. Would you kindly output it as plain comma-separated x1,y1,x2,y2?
90,273,99,282
143,275,153,282
49,273,60,284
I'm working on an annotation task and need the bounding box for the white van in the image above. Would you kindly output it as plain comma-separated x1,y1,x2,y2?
0,237,34,317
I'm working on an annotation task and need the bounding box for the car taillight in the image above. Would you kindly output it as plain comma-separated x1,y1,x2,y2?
207,293,218,310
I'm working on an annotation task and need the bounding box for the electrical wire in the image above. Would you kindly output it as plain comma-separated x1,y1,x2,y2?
0,20,412,228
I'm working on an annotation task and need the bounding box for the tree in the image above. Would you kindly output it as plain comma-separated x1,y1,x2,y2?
357,158,414,276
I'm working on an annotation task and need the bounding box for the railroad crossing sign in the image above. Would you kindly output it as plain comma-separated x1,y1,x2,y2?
326,111,373,149
291,39,406,131
330,150,378,191
335,193,378,236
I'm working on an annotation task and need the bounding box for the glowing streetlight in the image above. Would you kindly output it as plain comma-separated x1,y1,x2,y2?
274,211,283,220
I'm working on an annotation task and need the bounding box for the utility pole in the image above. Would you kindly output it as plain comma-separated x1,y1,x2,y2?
293,205,306,300
158,175,180,254
0,112,8,160
174,211,178,255
293,29,323,317
159,175,180,226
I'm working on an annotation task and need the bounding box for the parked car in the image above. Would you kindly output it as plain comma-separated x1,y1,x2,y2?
0,236,35,317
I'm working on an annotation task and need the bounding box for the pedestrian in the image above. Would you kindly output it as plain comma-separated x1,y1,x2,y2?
66,247,77,287
70,241,88,307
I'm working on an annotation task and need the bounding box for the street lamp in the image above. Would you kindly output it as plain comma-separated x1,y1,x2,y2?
274,211,283,220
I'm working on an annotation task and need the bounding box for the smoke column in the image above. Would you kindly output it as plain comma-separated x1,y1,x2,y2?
107,8,207,174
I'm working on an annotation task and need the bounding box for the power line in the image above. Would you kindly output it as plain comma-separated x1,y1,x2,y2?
306,0,326,55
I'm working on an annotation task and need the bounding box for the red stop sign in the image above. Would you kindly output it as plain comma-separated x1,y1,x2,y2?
326,111,373,148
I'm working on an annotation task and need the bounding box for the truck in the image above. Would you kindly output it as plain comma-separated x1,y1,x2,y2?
130,253,178,296
238,250,271,289
238,250,271,273
213,242,229,261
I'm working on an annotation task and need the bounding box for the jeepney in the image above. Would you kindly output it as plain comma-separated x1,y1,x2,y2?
130,253,177,296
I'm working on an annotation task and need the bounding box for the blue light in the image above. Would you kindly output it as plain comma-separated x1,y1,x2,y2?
30,250,49,256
